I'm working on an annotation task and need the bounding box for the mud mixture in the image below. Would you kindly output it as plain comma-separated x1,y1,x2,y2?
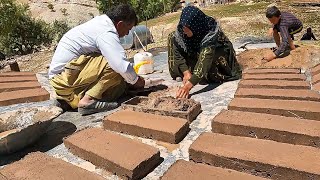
139,96,197,112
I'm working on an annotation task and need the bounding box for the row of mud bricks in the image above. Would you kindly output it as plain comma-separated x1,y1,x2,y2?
0,72,50,106
1,66,320,180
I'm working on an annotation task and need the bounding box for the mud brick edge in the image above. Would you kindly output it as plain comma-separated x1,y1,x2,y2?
104,120,190,144
64,138,162,180
212,121,320,148
189,145,319,180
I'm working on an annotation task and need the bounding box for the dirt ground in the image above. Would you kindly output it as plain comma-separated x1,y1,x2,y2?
292,0,320,2
237,45,320,70
0,50,54,73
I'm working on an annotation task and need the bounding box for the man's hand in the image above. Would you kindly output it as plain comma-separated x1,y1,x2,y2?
144,78,164,88
132,76,145,89
176,81,193,99
262,52,277,62
183,70,192,84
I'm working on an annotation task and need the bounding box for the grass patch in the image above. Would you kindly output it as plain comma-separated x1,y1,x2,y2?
143,2,269,27
141,13,180,27
204,2,268,18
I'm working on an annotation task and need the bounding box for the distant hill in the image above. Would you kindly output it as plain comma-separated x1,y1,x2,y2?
16,0,99,26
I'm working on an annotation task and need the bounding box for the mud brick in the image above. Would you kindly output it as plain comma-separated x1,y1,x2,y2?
0,72,35,77
243,68,300,74
313,82,320,91
239,80,310,89
0,88,50,106
242,74,306,81
0,76,37,83
235,88,320,101
228,98,320,121
0,152,104,180
189,133,320,180
104,110,190,144
311,64,320,76
212,110,320,147
64,128,162,180
312,73,320,85
0,82,41,93
161,160,266,180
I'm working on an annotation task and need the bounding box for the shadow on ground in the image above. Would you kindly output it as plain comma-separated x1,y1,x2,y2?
0,121,76,166
190,83,221,96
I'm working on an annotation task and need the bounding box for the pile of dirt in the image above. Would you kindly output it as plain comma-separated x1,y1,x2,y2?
139,96,197,112
237,45,320,70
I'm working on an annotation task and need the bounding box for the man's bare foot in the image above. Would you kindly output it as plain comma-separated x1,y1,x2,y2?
78,95,95,108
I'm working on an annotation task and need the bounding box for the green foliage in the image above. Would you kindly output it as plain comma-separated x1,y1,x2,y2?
95,0,180,21
88,12,95,18
95,0,128,13
0,0,27,36
0,14,53,55
51,20,71,42
0,0,69,55
60,8,68,16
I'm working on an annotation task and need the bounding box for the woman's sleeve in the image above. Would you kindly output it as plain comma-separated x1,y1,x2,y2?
168,32,189,73
189,46,215,85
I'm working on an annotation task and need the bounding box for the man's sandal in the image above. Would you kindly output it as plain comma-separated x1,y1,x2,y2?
78,101,119,116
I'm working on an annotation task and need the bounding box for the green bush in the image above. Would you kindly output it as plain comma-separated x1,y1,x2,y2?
95,0,180,21
88,12,95,18
51,20,71,42
60,8,68,16
0,0,66,55
1,14,53,55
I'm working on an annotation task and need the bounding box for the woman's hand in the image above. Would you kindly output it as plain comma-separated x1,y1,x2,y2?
176,81,193,99
183,70,192,84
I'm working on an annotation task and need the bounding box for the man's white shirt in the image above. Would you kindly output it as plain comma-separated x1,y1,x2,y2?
48,15,138,84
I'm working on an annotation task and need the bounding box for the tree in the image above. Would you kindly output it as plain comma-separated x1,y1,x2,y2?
0,0,26,36
95,0,128,13
0,0,53,55
95,0,180,21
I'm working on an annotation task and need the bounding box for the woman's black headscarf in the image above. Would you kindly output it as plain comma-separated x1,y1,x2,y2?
175,6,217,54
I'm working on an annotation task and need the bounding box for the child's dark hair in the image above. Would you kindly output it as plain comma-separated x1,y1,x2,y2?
266,6,281,18
307,27,312,32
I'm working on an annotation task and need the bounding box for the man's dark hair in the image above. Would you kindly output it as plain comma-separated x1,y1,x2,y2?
106,4,138,26
307,27,312,33
266,6,281,18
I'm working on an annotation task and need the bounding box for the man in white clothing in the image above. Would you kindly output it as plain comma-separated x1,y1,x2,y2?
49,4,145,115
